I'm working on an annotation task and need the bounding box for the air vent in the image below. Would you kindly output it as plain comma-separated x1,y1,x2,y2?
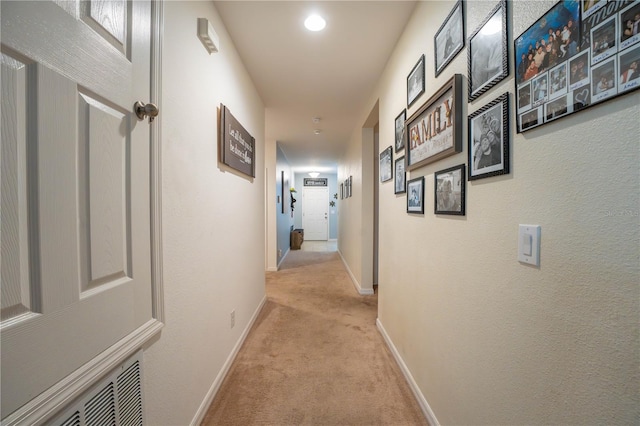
51,351,144,426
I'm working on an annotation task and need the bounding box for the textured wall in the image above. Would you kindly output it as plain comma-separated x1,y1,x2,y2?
347,0,639,424
143,2,266,424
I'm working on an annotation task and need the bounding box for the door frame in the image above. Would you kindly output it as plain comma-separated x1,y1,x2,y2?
2,2,164,424
302,186,329,240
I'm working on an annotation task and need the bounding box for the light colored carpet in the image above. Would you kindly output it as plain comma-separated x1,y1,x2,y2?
201,250,428,426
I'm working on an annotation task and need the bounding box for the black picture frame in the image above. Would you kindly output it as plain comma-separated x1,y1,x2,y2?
406,74,463,171
514,0,640,133
394,109,406,153
395,156,406,194
468,0,509,102
468,92,510,181
435,164,466,215
340,183,344,199
435,0,465,77
407,54,426,108
281,170,287,214
380,146,393,183
406,176,425,214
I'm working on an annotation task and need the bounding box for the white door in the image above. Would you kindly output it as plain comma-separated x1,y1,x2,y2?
1,0,153,419
302,187,329,240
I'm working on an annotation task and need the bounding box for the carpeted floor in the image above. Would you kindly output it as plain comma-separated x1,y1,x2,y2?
201,250,428,426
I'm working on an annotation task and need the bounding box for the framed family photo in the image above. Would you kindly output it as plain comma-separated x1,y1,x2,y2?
468,93,510,181
406,176,425,214
435,164,465,215
394,109,406,153
435,0,465,77
406,74,463,171
514,0,640,132
395,156,406,194
468,0,509,101
380,146,393,183
407,54,426,107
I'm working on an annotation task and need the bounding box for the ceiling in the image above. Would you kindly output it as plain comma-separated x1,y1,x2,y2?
214,1,417,173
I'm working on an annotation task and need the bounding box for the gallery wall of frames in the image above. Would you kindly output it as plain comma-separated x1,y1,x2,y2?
383,0,639,216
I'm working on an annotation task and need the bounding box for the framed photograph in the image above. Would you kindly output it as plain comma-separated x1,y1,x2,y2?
340,183,344,199
406,176,425,214
281,170,288,214
380,146,393,183
395,156,406,194
515,0,640,132
219,104,255,178
468,92,510,181
348,175,353,197
406,74,463,171
394,109,406,153
468,0,508,101
435,0,465,77
407,54,425,107
435,164,465,215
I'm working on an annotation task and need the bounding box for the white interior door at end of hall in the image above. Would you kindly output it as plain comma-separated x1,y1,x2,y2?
1,0,152,419
302,187,329,240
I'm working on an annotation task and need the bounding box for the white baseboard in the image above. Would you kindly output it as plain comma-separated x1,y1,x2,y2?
376,318,440,426
277,247,290,270
191,295,267,425
337,250,374,295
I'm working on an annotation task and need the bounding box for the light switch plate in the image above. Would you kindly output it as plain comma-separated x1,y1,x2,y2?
518,225,541,266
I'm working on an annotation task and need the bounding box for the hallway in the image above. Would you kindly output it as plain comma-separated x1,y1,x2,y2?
201,249,427,425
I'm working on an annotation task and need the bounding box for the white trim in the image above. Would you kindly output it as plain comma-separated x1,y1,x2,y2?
191,295,268,425
276,247,290,270
150,0,165,323
328,238,337,242
376,318,439,426
2,319,164,426
338,250,374,295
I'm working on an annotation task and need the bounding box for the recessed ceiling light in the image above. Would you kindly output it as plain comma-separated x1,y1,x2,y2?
314,129,322,135
304,14,326,32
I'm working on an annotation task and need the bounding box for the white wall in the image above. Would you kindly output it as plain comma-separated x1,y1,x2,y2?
343,1,639,424
143,2,266,424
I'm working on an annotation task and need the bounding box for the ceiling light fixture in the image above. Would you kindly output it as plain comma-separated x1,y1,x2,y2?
314,129,321,135
312,117,321,124
304,14,326,32
308,172,320,178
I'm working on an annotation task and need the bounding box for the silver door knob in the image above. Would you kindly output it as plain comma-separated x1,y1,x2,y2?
134,101,159,122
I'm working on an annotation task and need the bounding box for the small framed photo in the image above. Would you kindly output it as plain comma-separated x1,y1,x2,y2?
435,164,465,215
517,82,532,112
531,72,549,107
407,54,425,107
468,0,508,101
434,0,465,77
519,106,543,131
618,44,640,93
545,94,570,122
582,0,607,19
380,146,393,183
591,57,617,103
395,156,406,194
468,93,510,181
340,183,344,199
568,51,590,90
406,176,425,214
548,61,568,100
394,109,406,152
620,1,640,51
348,175,353,197
591,15,618,65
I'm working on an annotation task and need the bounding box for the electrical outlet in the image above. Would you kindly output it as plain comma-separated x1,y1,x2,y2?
230,310,235,329
278,249,282,258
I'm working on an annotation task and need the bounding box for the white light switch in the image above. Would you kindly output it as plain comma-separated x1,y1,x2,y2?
518,225,541,266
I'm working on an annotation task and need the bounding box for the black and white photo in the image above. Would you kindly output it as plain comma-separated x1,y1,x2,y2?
468,0,508,101
407,54,425,107
380,146,393,183
435,164,465,215
395,109,406,152
435,0,465,77
406,176,425,214
468,93,509,180
395,156,406,194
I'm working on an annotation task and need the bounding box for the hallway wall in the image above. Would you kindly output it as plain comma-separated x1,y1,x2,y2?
276,144,294,267
143,2,266,424
343,0,639,424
